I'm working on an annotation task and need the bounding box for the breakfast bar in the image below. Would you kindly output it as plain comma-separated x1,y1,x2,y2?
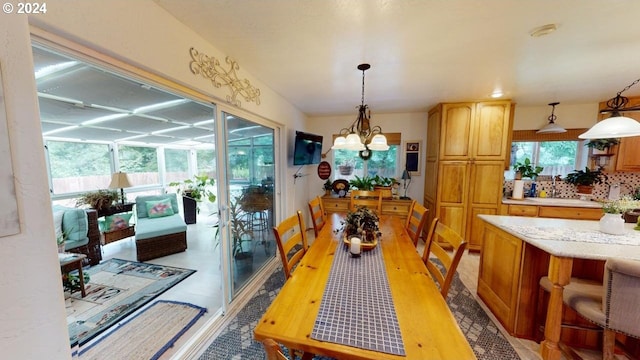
476,215,640,360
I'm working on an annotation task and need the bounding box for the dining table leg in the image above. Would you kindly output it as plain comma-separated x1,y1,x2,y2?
540,255,573,360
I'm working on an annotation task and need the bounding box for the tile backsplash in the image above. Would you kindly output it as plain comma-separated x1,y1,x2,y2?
503,172,640,200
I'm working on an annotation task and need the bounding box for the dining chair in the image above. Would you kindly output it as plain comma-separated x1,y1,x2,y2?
272,210,309,280
307,196,326,237
261,339,288,360
422,218,468,298
349,190,382,213
538,258,640,360
405,200,428,246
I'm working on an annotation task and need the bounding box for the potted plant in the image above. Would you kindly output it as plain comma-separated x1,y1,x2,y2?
323,179,333,196
169,174,217,223
76,189,120,212
349,175,374,191
564,167,607,194
585,138,620,154
371,175,397,198
338,159,355,176
513,158,543,180
228,197,253,273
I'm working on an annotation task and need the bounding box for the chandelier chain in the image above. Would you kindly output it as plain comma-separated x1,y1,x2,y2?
617,78,640,96
361,68,366,107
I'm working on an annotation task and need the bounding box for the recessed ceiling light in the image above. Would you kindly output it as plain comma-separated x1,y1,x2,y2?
491,90,503,98
529,24,557,37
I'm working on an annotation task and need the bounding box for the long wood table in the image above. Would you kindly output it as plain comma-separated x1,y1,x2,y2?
254,213,476,360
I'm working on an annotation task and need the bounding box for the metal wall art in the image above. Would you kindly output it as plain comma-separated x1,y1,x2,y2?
189,47,261,107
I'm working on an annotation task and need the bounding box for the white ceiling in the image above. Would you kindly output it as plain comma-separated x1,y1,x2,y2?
154,0,640,116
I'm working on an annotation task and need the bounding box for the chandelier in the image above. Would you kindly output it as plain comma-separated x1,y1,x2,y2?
331,64,388,159
579,78,640,139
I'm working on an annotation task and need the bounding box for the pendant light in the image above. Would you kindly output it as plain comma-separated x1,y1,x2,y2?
537,102,566,134
331,64,388,159
579,78,640,139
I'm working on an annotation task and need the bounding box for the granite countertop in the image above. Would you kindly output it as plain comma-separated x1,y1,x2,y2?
478,215,640,261
502,197,603,209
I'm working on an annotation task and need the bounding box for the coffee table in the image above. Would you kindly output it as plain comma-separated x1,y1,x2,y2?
59,253,87,298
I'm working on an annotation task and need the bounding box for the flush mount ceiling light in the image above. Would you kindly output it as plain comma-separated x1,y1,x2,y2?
579,78,640,139
529,24,557,37
537,102,566,134
331,63,389,160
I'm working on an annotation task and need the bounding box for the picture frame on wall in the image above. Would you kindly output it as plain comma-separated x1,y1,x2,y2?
404,140,422,176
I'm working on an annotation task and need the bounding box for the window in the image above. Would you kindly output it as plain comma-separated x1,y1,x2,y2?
508,140,588,178
118,145,159,185
333,145,400,181
165,148,189,183
46,141,111,194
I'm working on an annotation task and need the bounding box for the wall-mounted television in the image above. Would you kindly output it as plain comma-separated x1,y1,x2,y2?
293,131,323,165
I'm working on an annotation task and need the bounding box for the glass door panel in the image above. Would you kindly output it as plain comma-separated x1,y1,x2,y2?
223,112,276,296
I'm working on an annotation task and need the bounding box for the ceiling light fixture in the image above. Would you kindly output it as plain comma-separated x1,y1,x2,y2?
529,24,557,37
537,102,566,134
331,63,388,160
579,78,640,139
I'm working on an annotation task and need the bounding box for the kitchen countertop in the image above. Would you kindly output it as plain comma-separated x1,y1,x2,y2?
502,197,603,208
478,215,640,260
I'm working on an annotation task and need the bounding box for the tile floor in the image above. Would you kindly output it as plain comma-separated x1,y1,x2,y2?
88,212,613,360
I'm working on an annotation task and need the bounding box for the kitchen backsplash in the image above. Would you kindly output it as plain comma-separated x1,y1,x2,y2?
503,172,640,201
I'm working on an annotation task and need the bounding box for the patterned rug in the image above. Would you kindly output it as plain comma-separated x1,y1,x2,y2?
198,265,521,360
78,300,206,360
66,258,196,346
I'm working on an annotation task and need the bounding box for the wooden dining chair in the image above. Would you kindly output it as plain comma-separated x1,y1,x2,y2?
422,218,468,298
405,200,428,246
272,210,309,280
349,190,382,213
538,258,640,360
307,196,326,237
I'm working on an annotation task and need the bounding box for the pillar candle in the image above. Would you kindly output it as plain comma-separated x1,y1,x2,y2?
350,237,361,256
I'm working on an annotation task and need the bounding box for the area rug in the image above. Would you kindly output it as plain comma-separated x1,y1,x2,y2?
198,266,521,360
78,300,206,360
66,258,196,346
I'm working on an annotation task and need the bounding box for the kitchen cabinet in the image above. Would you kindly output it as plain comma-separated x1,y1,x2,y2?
423,100,513,251
597,96,640,172
506,204,602,220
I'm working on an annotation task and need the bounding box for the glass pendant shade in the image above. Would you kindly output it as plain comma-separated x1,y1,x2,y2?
579,114,640,139
344,133,366,151
331,136,347,149
367,134,390,150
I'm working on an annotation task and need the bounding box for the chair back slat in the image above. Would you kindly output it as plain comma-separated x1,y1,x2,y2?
422,218,468,298
350,190,382,213
272,210,308,280
405,200,428,246
308,196,326,237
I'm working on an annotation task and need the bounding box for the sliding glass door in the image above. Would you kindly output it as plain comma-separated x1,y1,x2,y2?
220,112,277,297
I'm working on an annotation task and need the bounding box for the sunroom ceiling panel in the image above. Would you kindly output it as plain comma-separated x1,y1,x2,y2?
146,102,215,127
126,134,182,145
48,126,137,143
161,126,214,139
38,97,117,125
102,115,178,133
38,66,180,111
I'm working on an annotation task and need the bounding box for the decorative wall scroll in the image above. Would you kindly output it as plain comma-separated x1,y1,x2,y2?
404,140,422,176
0,63,20,237
188,47,261,108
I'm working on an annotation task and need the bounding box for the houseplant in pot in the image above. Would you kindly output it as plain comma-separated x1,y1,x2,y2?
564,167,607,194
372,175,397,198
349,175,374,191
513,158,543,180
585,138,620,154
169,174,217,224
323,179,333,196
76,189,119,212
228,197,253,273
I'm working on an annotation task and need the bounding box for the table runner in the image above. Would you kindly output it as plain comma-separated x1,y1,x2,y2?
310,241,406,356
503,224,640,246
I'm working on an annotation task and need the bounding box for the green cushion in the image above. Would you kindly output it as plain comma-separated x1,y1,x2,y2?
146,199,175,218
136,214,187,240
135,194,179,218
104,213,132,231
53,205,88,242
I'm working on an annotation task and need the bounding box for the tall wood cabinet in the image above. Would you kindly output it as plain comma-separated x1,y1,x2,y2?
423,101,513,251
597,96,640,172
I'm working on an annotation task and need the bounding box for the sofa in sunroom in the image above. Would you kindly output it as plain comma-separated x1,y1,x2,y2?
134,193,188,262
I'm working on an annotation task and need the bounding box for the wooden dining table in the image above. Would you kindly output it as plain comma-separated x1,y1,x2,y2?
254,213,476,360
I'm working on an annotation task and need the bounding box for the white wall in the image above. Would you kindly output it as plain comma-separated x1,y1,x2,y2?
307,112,428,202
0,13,72,359
512,103,599,130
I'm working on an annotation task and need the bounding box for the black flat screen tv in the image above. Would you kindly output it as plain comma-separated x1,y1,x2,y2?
293,131,323,165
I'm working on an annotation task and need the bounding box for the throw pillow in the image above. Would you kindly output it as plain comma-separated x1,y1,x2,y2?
104,213,133,231
146,199,175,218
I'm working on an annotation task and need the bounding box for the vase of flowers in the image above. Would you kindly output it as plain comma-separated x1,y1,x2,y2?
599,196,640,234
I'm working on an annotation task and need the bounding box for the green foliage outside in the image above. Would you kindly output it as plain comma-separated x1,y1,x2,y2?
48,141,111,178
118,145,158,173
511,141,578,170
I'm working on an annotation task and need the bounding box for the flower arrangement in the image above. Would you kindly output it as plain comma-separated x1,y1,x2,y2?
338,206,382,243
601,196,640,214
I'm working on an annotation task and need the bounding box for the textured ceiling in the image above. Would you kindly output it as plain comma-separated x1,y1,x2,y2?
154,0,640,116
